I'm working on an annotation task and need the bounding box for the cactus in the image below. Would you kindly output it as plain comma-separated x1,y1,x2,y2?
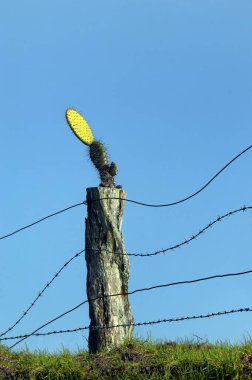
89,141,109,170
66,108,119,188
66,109,94,146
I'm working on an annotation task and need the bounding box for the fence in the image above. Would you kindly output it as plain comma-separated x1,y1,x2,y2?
0,144,252,350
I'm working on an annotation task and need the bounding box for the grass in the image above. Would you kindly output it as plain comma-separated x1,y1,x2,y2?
1,338,252,379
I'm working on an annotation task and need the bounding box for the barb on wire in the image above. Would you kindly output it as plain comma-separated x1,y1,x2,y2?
89,144,252,207
4,307,252,343
86,205,251,257
7,267,252,348
0,202,85,241
0,250,84,338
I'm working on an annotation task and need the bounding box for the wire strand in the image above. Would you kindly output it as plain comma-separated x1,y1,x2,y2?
0,202,85,241
91,307,252,331
89,144,252,207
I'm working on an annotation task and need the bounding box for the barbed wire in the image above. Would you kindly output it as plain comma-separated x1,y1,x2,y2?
86,205,251,257
126,205,251,257
1,144,251,242
91,307,252,331
0,202,85,241
4,307,252,344
1,205,250,340
0,206,252,344
6,267,252,348
0,250,83,338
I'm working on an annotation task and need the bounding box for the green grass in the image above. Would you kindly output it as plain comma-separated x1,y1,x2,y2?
1,338,252,379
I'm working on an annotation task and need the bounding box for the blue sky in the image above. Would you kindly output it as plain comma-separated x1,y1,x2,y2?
1,0,252,352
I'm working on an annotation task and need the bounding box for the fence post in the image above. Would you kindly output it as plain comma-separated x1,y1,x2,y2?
85,186,134,353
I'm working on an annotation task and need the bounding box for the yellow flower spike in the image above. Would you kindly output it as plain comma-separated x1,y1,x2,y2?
66,108,95,146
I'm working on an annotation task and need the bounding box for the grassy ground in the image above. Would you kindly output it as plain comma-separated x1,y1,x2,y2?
1,338,252,379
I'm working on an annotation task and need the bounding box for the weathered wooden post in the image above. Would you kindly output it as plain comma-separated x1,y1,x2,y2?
85,187,134,352
65,109,134,353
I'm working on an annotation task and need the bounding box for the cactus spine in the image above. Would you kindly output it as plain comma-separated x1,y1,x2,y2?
66,109,119,187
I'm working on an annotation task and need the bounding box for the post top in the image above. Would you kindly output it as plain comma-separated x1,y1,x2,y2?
86,186,126,202
86,186,124,191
